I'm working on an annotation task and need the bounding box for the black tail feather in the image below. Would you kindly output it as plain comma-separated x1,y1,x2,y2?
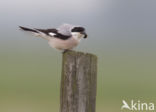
19,26,38,33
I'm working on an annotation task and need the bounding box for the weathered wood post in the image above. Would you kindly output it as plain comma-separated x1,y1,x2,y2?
60,50,97,112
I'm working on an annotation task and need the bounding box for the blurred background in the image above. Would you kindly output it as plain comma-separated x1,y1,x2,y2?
0,0,156,112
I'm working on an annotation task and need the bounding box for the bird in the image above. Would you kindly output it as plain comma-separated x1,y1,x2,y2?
19,24,87,52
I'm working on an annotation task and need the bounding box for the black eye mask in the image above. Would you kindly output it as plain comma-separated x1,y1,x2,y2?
71,27,85,32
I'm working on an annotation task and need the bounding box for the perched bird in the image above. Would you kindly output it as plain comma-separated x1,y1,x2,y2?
19,24,87,52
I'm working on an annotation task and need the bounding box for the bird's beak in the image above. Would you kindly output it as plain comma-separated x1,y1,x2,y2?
81,32,87,38
84,34,87,38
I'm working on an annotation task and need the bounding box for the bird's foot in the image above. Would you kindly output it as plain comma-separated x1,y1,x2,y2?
63,49,69,54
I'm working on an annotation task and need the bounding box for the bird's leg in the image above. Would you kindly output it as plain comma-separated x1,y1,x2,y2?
63,49,69,54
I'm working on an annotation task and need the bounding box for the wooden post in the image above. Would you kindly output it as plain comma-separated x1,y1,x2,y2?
60,50,97,112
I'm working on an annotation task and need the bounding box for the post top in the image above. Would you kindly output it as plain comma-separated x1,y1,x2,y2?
63,50,97,59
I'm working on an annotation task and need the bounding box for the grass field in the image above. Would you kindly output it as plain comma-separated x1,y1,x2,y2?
0,45,156,112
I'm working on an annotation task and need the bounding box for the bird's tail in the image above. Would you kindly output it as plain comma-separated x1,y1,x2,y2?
19,26,38,33
19,26,50,40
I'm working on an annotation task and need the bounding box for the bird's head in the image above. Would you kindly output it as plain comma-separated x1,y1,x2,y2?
71,27,87,40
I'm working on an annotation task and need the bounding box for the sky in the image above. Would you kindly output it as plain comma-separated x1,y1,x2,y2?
0,0,156,53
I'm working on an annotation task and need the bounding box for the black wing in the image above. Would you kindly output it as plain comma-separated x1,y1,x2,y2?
35,28,71,40
35,28,57,35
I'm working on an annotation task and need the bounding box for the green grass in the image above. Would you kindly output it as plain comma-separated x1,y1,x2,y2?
0,47,156,112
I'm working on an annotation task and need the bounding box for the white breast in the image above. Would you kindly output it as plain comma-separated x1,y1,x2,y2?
48,37,80,50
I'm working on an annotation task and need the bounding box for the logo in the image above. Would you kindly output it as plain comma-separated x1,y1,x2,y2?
121,100,155,111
